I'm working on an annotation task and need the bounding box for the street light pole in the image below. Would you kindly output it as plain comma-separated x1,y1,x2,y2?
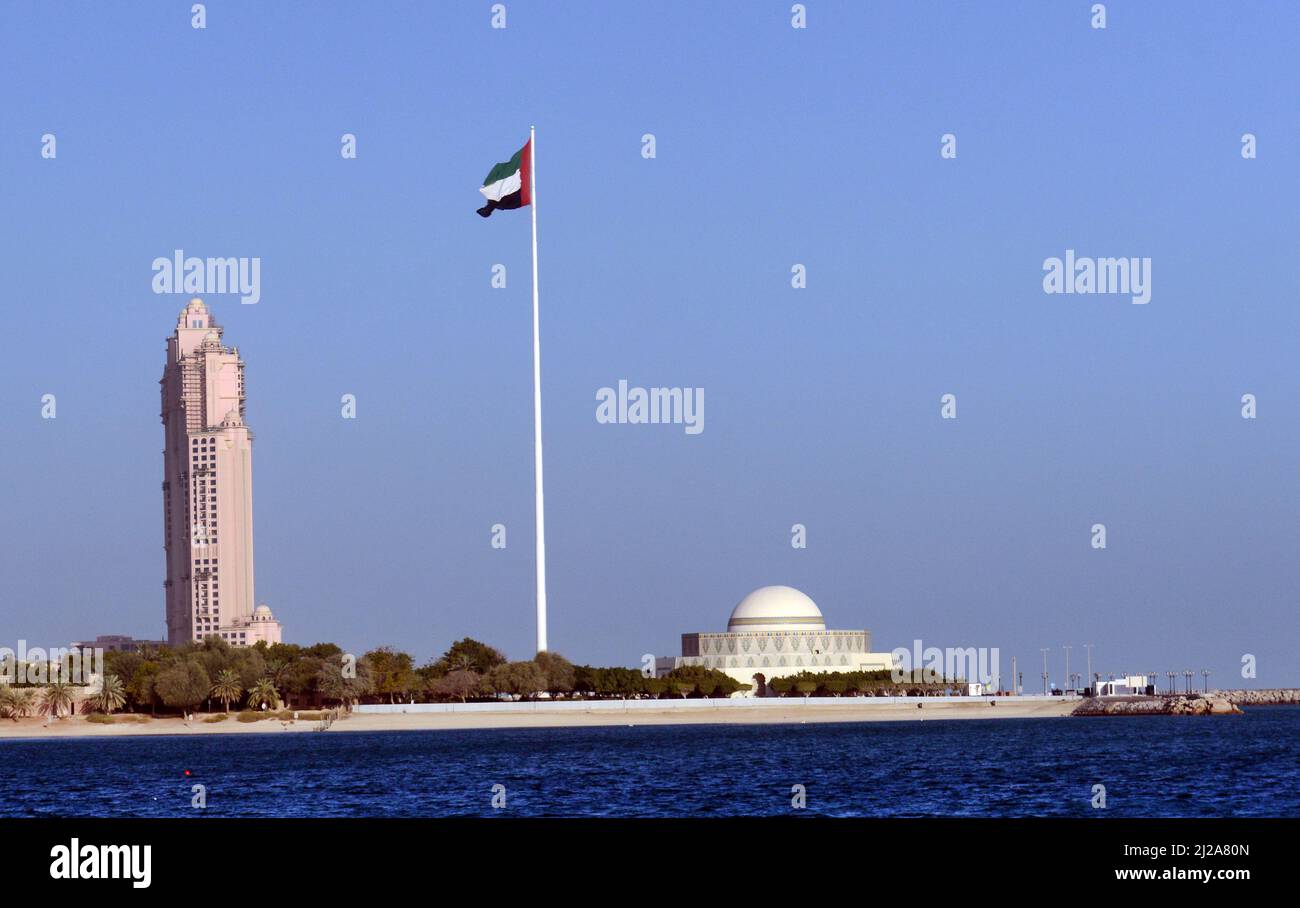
1040,648,1050,695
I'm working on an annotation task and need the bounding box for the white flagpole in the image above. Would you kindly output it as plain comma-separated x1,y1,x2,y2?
530,125,548,654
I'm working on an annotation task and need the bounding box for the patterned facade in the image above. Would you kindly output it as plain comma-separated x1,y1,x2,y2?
160,298,281,647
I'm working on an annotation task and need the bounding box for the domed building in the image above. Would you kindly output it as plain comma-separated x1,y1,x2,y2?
726,585,826,633
655,585,896,696
204,603,283,646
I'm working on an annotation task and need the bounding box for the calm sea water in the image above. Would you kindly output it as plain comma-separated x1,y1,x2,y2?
1,708,1297,817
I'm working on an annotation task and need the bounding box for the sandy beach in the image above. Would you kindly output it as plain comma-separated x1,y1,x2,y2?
0,697,1076,740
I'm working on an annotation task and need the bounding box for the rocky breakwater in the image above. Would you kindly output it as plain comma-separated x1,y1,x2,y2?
1072,695,1242,717
1212,688,1300,706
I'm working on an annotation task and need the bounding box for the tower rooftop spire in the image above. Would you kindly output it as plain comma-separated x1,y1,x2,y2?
176,297,217,333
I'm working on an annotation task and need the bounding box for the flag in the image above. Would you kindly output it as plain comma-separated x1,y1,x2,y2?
476,139,532,217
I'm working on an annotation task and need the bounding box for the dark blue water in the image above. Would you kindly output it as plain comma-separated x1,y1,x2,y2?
2,708,1297,817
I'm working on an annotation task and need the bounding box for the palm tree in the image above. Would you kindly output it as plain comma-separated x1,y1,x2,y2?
266,658,293,690
210,669,242,713
87,675,126,715
246,677,280,711
39,683,75,718
264,659,296,708
0,684,16,719
6,687,36,718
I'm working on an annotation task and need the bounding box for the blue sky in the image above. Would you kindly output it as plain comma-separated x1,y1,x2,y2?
1,1,1297,688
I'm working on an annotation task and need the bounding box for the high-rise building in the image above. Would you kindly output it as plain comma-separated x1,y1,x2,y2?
160,298,282,647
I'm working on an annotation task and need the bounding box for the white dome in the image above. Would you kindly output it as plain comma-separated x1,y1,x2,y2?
728,585,825,632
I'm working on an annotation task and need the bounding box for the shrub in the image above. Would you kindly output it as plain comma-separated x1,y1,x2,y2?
236,712,264,723
270,709,321,720
659,665,741,698
204,714,228,723
85,713,114,724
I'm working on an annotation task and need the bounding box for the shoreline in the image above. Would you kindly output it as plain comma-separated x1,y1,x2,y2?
5,694,1291,742
0,697,1078,740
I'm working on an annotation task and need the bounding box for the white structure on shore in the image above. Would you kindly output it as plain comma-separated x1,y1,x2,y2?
1096,674,1155,696
656,586,897,696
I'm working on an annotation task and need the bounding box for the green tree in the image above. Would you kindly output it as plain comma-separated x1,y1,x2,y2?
581,666,647,699
661,665,742,697
236,648,269,690
246,677,280,711
0,685,36,719
155,661,211,714
432,670,482,703
488,661,547,700
129,661,161,714
429,638,507,677
265,642,305,672
103,651,144,692
301,642,344,660
363,647,418,704
279,655,326,708
87,674,127,714
263,657,295,697
193,637,238,685
210,669,243,713
533,651,575,696
39,683,75,717
13,687,35,717
316,655,373,709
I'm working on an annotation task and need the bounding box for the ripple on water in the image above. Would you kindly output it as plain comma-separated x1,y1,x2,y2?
0,709,1297,817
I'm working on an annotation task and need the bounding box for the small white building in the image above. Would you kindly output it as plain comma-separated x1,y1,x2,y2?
207,603,283,647
656,585,897,696
1096,675,1153,696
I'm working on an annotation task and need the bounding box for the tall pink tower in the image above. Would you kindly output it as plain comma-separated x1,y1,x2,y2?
160,298,281,647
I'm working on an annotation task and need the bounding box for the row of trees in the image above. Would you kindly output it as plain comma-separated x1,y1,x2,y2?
0,679,125,718
0,684,40,717
3,636,768,718
92,639,368,715
1,639,354,718
766,669,966,697
11,637,975,719
404,650,753,702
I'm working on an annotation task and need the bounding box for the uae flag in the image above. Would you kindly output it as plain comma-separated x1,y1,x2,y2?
476,139,532,217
